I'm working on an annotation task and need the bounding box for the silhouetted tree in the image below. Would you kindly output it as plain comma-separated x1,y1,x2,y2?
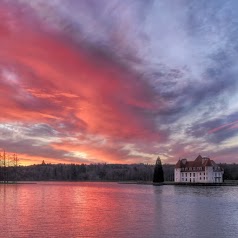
153,156,164,183
13,153,19,182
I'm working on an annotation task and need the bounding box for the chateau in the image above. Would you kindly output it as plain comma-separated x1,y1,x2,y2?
174,155,224,183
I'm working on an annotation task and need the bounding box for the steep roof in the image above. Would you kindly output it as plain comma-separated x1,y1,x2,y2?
194,155,203,163
175,160,181,168
175,155,221,170
204,159,213,167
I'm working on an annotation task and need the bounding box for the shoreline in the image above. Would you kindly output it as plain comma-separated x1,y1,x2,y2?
1,180,238,186
120,181,238,186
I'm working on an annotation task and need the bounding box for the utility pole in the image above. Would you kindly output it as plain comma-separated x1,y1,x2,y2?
3,150,7,183
13,153,19,183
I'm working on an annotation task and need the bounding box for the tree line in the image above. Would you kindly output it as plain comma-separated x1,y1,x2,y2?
0,156,237,182
221,163,238,180
0,161,175,182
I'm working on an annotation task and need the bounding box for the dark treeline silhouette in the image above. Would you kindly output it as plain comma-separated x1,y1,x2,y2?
1,162,175,182
1,161,237,182
221,163,238,180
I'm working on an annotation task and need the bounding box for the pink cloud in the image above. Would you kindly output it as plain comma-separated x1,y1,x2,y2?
0,3,163,164
208,120,238,134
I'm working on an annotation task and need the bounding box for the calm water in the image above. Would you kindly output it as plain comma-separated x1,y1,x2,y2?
0,182,237,238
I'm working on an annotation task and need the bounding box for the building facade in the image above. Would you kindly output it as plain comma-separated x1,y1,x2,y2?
174,155,224,183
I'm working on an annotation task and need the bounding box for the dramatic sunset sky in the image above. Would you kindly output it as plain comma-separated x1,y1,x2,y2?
0,0,238,165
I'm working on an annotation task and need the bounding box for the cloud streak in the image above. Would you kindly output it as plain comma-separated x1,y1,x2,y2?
0,0,238,164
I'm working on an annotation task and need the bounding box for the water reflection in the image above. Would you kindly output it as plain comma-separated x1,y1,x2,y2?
153,185,238,237
0,183,237,238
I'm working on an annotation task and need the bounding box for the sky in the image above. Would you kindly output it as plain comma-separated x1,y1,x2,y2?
0,0,238,165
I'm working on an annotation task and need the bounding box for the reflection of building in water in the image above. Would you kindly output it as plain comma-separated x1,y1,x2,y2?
174,155,224,183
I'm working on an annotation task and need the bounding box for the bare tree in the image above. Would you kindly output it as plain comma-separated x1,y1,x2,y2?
13,154,19,183
0,150,19,183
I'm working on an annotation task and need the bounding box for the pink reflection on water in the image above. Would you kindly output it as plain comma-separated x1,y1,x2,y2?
0,182,155,237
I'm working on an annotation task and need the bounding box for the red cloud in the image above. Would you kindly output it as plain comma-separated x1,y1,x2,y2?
0,3,163,164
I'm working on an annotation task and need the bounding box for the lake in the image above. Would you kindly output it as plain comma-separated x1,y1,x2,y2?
0,182,237,238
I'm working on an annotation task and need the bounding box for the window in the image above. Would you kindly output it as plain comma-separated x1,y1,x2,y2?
186,173,187,177
204,177,205,180
200,173,201,175
200,177,201,180
190,173,191,177
204,173,205,175
193,173,195,177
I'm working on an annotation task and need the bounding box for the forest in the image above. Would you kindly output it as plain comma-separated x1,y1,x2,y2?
0,160,237,183
0,160,173,182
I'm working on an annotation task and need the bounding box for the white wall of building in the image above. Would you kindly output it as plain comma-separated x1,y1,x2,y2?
174,168,181,182
174,166,223,183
